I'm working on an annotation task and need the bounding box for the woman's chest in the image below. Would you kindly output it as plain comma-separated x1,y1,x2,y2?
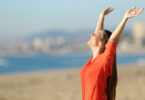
80,61,104,79
85,64,104,78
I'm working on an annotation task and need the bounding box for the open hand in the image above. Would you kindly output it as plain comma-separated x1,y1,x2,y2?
124,6,144,19
101,7,114,16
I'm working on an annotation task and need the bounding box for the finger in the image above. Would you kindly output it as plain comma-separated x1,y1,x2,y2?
134,13,140,17
107,7,113,10
137,8,144,12
109,8,114,10
128,6,136,12
108,7,112,9
109,8,114,12
135,8,140,14
134,11,142,16
130,6,136,10
138,8,144,12
107,7,111,10
104,7,110,12
136,8,144,14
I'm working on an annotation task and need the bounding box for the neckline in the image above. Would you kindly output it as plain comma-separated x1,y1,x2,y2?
89,54,102,64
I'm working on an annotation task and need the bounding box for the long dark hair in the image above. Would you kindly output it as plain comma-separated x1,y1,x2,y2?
103,29,118,100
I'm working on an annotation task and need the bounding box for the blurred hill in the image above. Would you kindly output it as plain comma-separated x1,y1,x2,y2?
0,22,145,56
0,29,92,56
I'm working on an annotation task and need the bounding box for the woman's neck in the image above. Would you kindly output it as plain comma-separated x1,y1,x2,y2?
91,46,103,59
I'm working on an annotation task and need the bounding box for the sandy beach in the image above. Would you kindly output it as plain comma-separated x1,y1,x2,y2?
0,64,145,100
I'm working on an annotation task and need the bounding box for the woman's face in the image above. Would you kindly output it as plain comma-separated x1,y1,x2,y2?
87,32,101,46
87,30,106,47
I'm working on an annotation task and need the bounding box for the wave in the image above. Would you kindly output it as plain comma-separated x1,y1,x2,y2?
0,58,8,67
137,58,145,65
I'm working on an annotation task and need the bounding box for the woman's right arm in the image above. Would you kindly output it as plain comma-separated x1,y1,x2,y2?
104,6,144,59
109,6,144,43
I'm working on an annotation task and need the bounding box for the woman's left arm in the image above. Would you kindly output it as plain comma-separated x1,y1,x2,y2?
94,7,114,33
109,6,144,43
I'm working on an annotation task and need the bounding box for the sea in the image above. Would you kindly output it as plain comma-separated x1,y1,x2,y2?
0,54,145,74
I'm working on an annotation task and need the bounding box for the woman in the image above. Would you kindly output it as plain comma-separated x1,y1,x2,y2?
80,6,144,100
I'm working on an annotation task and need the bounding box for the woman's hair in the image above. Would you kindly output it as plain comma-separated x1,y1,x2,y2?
102,29,118,100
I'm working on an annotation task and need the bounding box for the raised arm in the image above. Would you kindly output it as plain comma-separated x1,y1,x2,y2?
109,6,144,43
94,7,114,33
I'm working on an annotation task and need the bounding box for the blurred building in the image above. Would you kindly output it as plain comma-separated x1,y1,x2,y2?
133,22,145,48
20,42,31,53
32,37,43,51
56,36,66,46
117,22,145,54
42,36,54,53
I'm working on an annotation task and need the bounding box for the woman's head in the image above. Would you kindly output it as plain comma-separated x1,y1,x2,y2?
87,29,112,48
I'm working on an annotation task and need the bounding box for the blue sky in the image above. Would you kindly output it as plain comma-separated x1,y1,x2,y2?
0,0,144,40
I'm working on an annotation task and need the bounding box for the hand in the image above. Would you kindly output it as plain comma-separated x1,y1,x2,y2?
124,6,144,19
101,7,114,16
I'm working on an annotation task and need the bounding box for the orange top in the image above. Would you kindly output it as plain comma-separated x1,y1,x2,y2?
80,40,118,100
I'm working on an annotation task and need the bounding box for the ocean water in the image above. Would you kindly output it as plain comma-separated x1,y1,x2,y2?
0,54,145,74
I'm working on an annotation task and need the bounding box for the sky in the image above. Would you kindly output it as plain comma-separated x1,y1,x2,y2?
0,0,145,40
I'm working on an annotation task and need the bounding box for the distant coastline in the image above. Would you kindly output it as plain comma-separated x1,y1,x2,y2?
0,54,145,74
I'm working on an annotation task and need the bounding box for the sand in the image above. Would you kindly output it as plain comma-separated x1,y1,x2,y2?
0,64,145,100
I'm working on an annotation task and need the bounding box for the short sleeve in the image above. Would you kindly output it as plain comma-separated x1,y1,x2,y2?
104,40,118,59
103,40,117,77
103,58,116,77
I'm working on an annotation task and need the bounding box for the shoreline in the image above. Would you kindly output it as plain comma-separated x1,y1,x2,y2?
0,63,145,75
